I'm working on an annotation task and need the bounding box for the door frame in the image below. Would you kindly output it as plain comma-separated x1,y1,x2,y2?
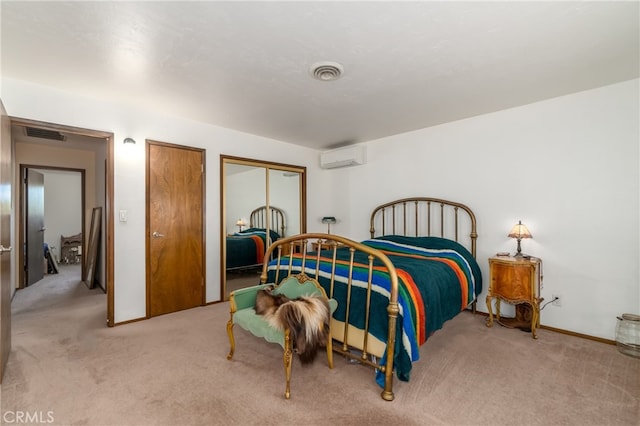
1,100,12,383
19,165,86,288
10,117,115,326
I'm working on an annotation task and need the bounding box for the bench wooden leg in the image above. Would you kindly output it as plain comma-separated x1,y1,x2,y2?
226,316,235,360
283,329,293,399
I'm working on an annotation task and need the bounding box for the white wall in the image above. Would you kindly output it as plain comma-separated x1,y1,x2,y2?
1,78,327,323
327,79,639,340
226,167,266,235
36,169,82,261
3,77,637,340
269,171,302,236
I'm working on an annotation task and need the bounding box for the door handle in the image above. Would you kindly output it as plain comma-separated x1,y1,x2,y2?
0,245,12,254
152,232,165,238
40,227,46,232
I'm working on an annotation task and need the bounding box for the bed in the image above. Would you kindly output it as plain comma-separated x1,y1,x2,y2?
226,205,286,270
258,197,481,401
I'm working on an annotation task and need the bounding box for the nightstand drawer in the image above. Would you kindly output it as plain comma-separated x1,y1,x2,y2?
491,261,534,300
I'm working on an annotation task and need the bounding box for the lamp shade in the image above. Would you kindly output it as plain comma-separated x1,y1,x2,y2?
236,219,246,226
508,220,532,239
321,216,337,224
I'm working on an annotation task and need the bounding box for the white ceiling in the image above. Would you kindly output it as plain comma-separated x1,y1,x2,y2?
2,1,638,150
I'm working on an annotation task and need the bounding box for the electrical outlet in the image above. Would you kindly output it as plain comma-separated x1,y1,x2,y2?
552,294,562,307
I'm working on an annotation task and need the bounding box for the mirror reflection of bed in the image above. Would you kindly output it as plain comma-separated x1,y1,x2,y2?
221,156,306,299
225,206,285,294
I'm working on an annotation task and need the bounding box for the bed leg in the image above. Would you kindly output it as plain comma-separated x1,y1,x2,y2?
382,302,398,401
381,358,395,401
380,346,395,401
381,389,395,401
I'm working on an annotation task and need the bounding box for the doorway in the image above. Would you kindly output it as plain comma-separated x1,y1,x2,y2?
20,166,85,288
11,118,114,325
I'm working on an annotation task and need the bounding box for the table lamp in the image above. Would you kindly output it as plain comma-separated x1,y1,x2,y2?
508,220,532,257
321,216,337,234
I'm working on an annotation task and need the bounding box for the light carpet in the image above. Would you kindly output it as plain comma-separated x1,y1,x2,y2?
1,266,638,425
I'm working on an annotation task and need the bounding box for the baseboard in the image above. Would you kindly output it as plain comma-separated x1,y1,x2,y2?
112,316,147,326
539,324,615,345
469,310,615,345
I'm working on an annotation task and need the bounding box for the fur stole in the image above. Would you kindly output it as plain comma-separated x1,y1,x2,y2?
255,285,330,364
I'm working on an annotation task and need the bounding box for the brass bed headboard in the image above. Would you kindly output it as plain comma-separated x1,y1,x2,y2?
369,197,477,257
249,205,286,237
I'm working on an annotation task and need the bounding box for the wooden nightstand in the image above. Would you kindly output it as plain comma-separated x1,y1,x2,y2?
281,240,306,255
486,255,543,339
309,239,341,252
313,241,331,251
280,240,340,255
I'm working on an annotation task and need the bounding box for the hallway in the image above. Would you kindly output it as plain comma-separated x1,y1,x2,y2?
11,264,104,316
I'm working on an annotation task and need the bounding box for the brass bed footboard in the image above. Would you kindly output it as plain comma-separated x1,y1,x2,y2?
259,233,400,401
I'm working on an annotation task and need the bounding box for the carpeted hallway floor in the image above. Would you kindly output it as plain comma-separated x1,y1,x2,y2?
1,265,638,425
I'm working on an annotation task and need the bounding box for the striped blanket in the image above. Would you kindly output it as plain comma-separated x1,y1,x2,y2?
227,228,279,269
267,235,482,384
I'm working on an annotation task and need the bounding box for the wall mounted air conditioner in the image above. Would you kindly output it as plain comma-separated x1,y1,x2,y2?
320,145,366,169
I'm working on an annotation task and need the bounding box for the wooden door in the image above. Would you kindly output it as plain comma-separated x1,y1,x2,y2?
0,100,13,382
147,141,204,317
25,169,45,286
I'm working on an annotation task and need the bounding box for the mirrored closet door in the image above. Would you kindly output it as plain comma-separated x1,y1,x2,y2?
220,155,306,299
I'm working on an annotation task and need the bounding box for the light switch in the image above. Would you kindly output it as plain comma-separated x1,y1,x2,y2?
119,210,128,222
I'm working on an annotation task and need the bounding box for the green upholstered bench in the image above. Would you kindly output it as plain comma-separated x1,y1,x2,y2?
226,274,337,399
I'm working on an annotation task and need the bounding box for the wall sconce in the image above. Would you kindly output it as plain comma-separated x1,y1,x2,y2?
321,216,337,234
123,137,136,144
236,219,246,232
508,220,532,257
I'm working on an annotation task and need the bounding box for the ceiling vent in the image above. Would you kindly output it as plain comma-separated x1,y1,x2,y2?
310,61,344,81
25,127,66,141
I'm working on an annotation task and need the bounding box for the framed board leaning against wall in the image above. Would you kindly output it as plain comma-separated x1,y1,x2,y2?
84,207,101,289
